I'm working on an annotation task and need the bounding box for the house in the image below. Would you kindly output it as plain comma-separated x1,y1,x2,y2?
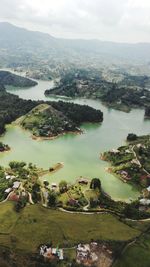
77,244,90,260
13,181,21,189
40,245,64,261
140,198,150,205
147,186,150,192
4,188,12,194
120,171,128,176
57,249,63,260
110,149,120,154
51,183,57,190
68,198,78,206
8,193,19,202
5,175,11,180
5,175,16,180
76,243,100,265
78,178,88,185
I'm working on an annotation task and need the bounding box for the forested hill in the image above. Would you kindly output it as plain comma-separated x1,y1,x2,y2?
0,83,5,92
0,86,103,136
45,70,150,112
0,71,37,87
0,22,150,65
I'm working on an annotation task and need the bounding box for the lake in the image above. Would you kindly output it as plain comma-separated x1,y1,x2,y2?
0,75,149,201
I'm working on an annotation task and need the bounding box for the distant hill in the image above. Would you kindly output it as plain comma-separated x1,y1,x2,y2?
0,22,150,66
0,70,37,87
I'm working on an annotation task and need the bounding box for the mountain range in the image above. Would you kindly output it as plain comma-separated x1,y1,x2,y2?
0,22,150,66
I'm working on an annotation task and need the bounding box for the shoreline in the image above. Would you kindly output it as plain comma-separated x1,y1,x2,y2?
31,129,83,141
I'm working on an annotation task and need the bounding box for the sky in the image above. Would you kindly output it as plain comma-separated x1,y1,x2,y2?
0,0,150,43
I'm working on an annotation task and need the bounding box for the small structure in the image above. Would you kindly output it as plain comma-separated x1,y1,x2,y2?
40,245,64,261
5,175,11,180
119,170,131,181
4,188,12,194
13,181,21,189
77,244,90,263
140,198,150,205
147,186,150,192
77,177,89,185
76,242,113,267
8,193,19,202
51,183,57,190
110,149,120,154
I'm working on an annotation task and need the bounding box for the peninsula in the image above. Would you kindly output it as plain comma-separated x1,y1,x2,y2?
0,71,103,137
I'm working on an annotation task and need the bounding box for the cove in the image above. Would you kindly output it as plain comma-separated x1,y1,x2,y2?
0,74,149,201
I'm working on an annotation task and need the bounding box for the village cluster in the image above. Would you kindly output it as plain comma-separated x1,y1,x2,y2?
39,242,113,266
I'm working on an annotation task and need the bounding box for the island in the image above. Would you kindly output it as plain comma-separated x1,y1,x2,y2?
0,142,10,152
45,69,150,113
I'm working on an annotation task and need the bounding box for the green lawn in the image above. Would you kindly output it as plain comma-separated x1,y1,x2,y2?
84,189,99,201
113,232,150,267
0,202,140,252
0,202,19,233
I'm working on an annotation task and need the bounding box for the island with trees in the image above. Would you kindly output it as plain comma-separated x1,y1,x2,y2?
0,142,10,152
45,69,150,113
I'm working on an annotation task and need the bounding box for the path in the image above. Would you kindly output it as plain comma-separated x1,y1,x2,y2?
0,191,14,204
28,192,34,204
131,145,150,176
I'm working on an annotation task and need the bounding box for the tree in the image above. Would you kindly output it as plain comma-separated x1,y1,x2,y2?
90,197,99,208
15,196,27,212
43,180,49,187
32,183,41,203
123,201,139,219
59,180,68,193
9,161,26,169
90,178,101,191
127,133,137,141
48,192,57,207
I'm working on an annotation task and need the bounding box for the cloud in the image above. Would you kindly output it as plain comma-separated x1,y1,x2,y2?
0,0,150,42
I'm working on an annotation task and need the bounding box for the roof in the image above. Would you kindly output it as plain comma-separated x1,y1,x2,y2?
5,175,11,180
140,198,150,205
52,248,57,254
5,188,12,193
13,181,21,189
147,186,150,192
51,183,57,187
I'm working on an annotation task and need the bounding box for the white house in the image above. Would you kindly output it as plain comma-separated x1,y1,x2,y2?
140,198,150,205
13,181,21,189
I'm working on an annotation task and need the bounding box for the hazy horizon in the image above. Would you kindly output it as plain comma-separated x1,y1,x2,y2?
1,21,150,45
0,0,150,43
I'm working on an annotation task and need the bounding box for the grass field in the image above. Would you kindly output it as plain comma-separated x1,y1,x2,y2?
0,202,140,253
113,231,150,267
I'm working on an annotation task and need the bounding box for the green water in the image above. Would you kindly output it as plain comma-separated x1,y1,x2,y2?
1,76,149,201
